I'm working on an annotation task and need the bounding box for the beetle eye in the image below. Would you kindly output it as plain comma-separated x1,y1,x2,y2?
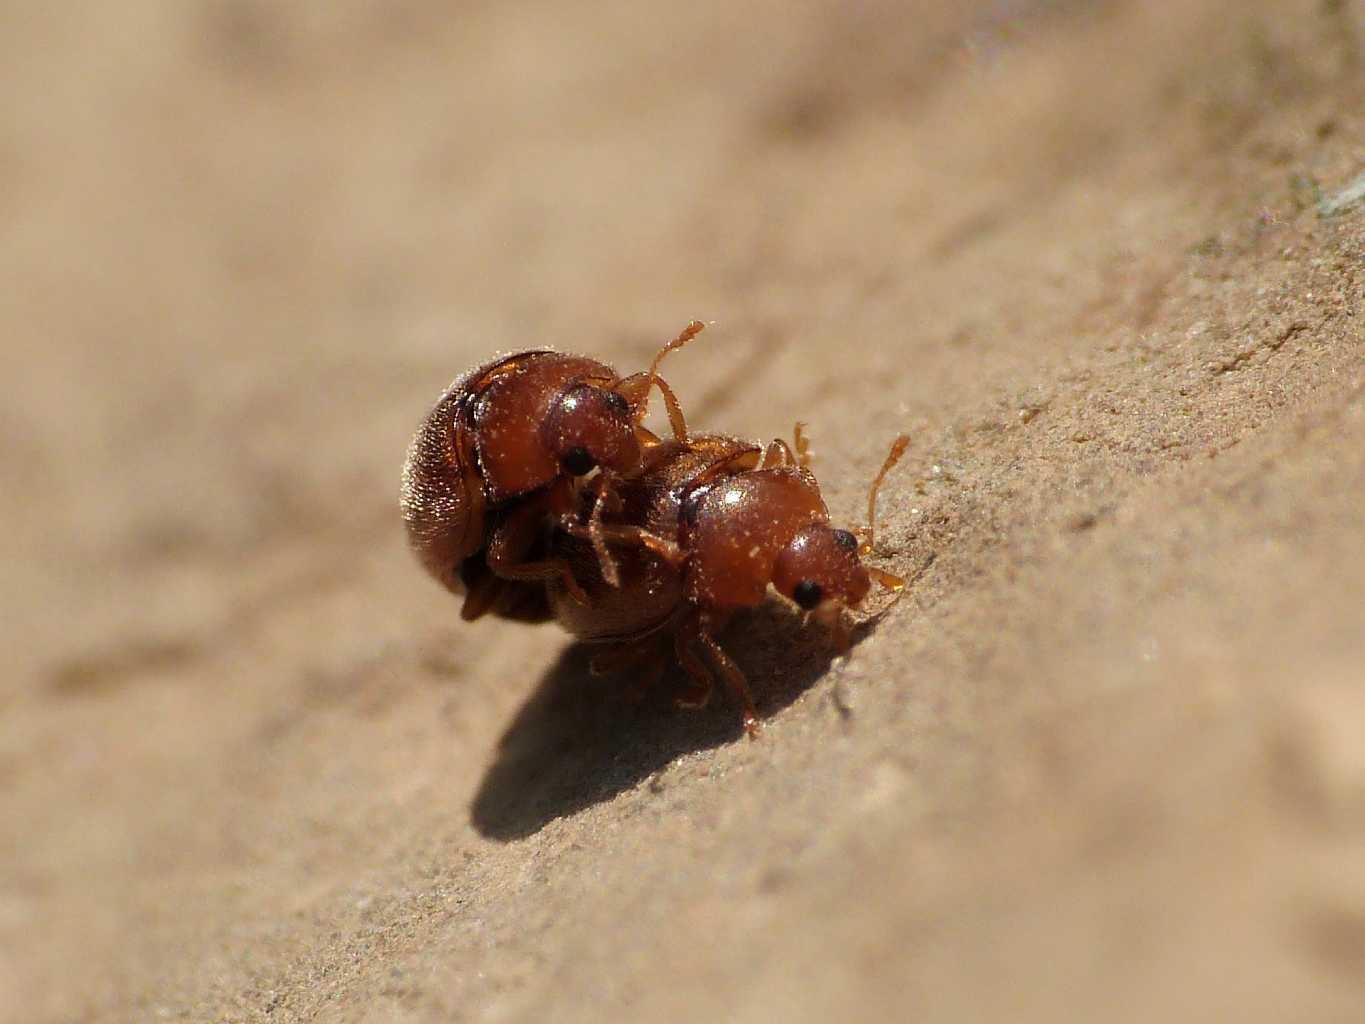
832,529,858,552
561,446,596,476
792,580,824,609
603,389,630,416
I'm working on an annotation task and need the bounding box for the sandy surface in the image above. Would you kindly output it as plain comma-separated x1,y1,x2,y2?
3,1,1364,1020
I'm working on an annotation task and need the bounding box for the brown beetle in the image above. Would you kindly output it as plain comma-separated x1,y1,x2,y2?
400,322,703,622
546,429,908,735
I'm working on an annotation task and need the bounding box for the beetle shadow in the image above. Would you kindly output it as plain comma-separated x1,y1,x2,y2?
469,602,866,841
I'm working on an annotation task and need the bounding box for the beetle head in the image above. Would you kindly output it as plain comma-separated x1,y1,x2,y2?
543,383,643,479
771,524,872,616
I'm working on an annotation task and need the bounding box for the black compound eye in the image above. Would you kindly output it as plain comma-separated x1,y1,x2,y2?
561,446,596,476
832,529,859,552
792,579,824,610
603,389,631,416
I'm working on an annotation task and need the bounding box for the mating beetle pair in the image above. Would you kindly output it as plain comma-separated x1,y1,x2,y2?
400,322,906,734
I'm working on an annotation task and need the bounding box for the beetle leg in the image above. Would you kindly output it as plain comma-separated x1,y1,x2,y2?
552,476,680,588
672,629,714,710
793,422,812,468
558,511,685,571
682,611,760,737
486,499,589,605
589,493,618,588
458,565,503,621
596,524,684,566
818,603,852,654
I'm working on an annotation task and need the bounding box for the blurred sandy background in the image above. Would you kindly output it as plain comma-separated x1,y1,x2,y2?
2,1,1364,1020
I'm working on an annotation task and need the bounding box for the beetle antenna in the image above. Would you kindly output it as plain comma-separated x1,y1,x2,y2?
862,434,909,557
635,320,707,428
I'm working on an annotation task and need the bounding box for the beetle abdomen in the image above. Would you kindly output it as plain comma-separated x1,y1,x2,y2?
401,373,488,594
